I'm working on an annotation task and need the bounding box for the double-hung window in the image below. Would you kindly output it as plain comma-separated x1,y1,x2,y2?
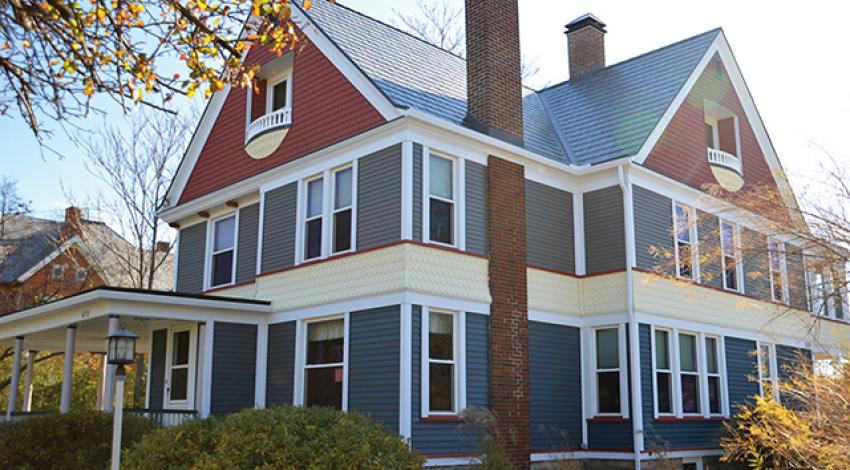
595,327,622,415
654,329,673,415
267,75,290,113
679,333,701,414
673,203,696,280
427,153,456,246
427,310,456,414
720,220,741,292
768,239,787,303
705,336,722,415
654,328,726,418
210,215,236,288
758,343,778,400
304,317,346,410
301,165,355,262
332,167,353,253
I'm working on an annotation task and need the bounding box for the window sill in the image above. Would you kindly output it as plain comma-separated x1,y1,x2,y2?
421,415,464,423
654,416,727,423
586,416,630,424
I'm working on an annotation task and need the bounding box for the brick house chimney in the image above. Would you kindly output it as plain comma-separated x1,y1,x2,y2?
565,14,607,79
463,0,524,145
155,241,171,253
60,206,83,241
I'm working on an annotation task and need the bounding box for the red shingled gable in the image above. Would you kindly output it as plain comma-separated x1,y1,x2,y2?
644,54,782,205
178,40,386,204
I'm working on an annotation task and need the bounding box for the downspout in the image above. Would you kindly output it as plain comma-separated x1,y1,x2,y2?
618,164,644,470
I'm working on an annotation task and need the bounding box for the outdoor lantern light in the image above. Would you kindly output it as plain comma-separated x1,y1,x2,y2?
107,327,137,470
107,328,138,366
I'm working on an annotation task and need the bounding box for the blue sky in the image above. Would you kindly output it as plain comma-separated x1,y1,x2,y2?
3,0,848,218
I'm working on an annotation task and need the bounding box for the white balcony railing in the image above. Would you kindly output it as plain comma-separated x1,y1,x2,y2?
707,148,743,175
245,107,292,144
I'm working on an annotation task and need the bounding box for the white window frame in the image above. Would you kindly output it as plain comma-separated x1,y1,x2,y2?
75,268,87,282
682,457,705,470
768,239,789,304
266,71,293,114
422,148,461,249
420,306,466,417
704,117,719,150
757,342,779,402
295,313,350,411
719,219,743,293
205,212,238,290
673,201,699,281
650,327,675,417
297,163,358,264
807,267,830,317
651,326,728,419
589,324,629,417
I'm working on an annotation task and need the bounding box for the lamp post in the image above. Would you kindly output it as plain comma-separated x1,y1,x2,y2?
107,328,138,470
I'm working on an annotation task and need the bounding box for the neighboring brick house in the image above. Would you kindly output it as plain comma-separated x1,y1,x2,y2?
0,207,172,314
0,2,847,469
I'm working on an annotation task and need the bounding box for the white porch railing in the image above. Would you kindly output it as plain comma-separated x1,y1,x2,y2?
7,409,197,427
245,107,292,144
707,147,743,175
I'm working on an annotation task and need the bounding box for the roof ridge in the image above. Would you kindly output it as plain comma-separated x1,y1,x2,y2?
318,0,467,62
538,27,721,93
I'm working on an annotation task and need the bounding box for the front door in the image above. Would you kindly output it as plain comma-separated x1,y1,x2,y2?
164,324,197,410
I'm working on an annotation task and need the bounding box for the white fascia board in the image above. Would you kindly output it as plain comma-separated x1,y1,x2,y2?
631,31,798,213
162,85,232,210
290,4,400,121
15,236,83,283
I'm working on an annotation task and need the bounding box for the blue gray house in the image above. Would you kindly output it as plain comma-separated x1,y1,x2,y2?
0,1,846,469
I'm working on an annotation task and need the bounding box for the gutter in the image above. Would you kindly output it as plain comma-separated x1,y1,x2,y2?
618,164,644,470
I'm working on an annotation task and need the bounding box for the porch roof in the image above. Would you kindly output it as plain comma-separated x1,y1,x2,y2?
0,287,270,352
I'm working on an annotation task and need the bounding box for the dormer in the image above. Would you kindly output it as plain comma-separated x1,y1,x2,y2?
704,99,743,192
245,53,294,160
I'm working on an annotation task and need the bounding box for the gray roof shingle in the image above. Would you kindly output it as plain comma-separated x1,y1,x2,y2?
301,1,718,166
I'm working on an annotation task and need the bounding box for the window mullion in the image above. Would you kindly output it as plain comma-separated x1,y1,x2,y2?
672,328,682,418
698,333,710,418
322,170,332,259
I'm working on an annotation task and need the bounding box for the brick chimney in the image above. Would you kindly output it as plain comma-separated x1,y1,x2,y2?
60,206,83,240
155,241,171,253
463,0,524,145
565,14,607,79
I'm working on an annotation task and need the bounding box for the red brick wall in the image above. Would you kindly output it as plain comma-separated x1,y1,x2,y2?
178,40,386,204
486,155,530,469
464,0,523,140
644,54,783,212
0,247,104,314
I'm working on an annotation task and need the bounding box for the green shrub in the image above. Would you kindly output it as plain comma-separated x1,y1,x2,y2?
123,406,425,470
0,410,157,470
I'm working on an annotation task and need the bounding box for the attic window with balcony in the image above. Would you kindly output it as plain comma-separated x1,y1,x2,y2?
704,101,744,191
245,55,293,160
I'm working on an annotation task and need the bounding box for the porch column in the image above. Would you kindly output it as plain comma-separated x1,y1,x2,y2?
22,350,35,412
96,353,106,410
103,315,119,413
60,326,76,413
5,337,23,419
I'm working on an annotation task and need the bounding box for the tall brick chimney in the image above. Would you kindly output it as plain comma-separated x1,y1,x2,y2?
463,0,524,145
60,206,83,241
565,13,607,79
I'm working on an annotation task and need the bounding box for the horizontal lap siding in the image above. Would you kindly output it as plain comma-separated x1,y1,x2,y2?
526,181,574,273
348,306,400,433
633,186,673,274
357,145,402,250
776,344,811,409
529,321,581,451
698,210,723,289
639,324,722,450
465,161,488,256
236,203,260,284
266,321,296,406
178,41,385,204
211,322,257,415
412,144,423,242
584,186,625,274
643,54,785,216
261,183,297,272
725,336,759,413
176,223,206,293
148,329,167,409
411,307,488,455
